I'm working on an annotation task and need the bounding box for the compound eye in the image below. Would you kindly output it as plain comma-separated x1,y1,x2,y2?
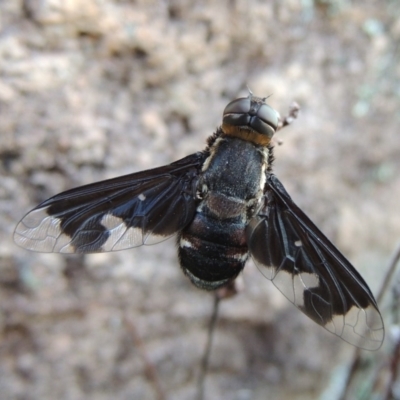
223,97,250,116
257,103,279,131
222,95,279,144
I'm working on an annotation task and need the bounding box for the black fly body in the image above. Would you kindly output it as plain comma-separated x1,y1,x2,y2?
14,93,384,350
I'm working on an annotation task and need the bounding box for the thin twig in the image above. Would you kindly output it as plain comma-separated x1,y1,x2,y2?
339,242,400,400
276,101,300,132
376,242,400,305
197,293,221,400
383,334,400,400
272,101,300,146
196,281,239,400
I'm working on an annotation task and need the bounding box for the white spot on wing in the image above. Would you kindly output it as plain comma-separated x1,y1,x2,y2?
272,270,295,302
111,226,144,250
100,214,142,251
299,272,319,287
100,214,123,230
292,272,319,306
138,193,146,201
99,214,172,251
294,240,302,247
55,233,75,253
256,260,320,308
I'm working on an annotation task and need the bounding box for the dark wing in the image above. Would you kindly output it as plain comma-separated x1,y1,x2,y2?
246,174,384,350
14,152,205,253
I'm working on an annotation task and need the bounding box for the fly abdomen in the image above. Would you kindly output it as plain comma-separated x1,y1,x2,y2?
178,136,265,290
178,209,248,290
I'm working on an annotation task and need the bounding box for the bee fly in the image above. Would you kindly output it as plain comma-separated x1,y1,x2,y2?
14,93,384,350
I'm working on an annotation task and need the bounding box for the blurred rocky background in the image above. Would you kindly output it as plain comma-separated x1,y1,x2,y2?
1,1,400,399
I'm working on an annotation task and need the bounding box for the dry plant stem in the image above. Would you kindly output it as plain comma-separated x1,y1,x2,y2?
339,242,400,400
196,281,238,400
196,293,221,400
272,102,300,146
124,316,166,400
376,242,400,305
383,335,400,400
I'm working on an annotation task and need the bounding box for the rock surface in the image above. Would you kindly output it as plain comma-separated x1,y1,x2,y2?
1,1,399,399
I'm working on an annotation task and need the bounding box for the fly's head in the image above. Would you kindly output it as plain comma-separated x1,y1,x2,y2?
222,94,279,146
